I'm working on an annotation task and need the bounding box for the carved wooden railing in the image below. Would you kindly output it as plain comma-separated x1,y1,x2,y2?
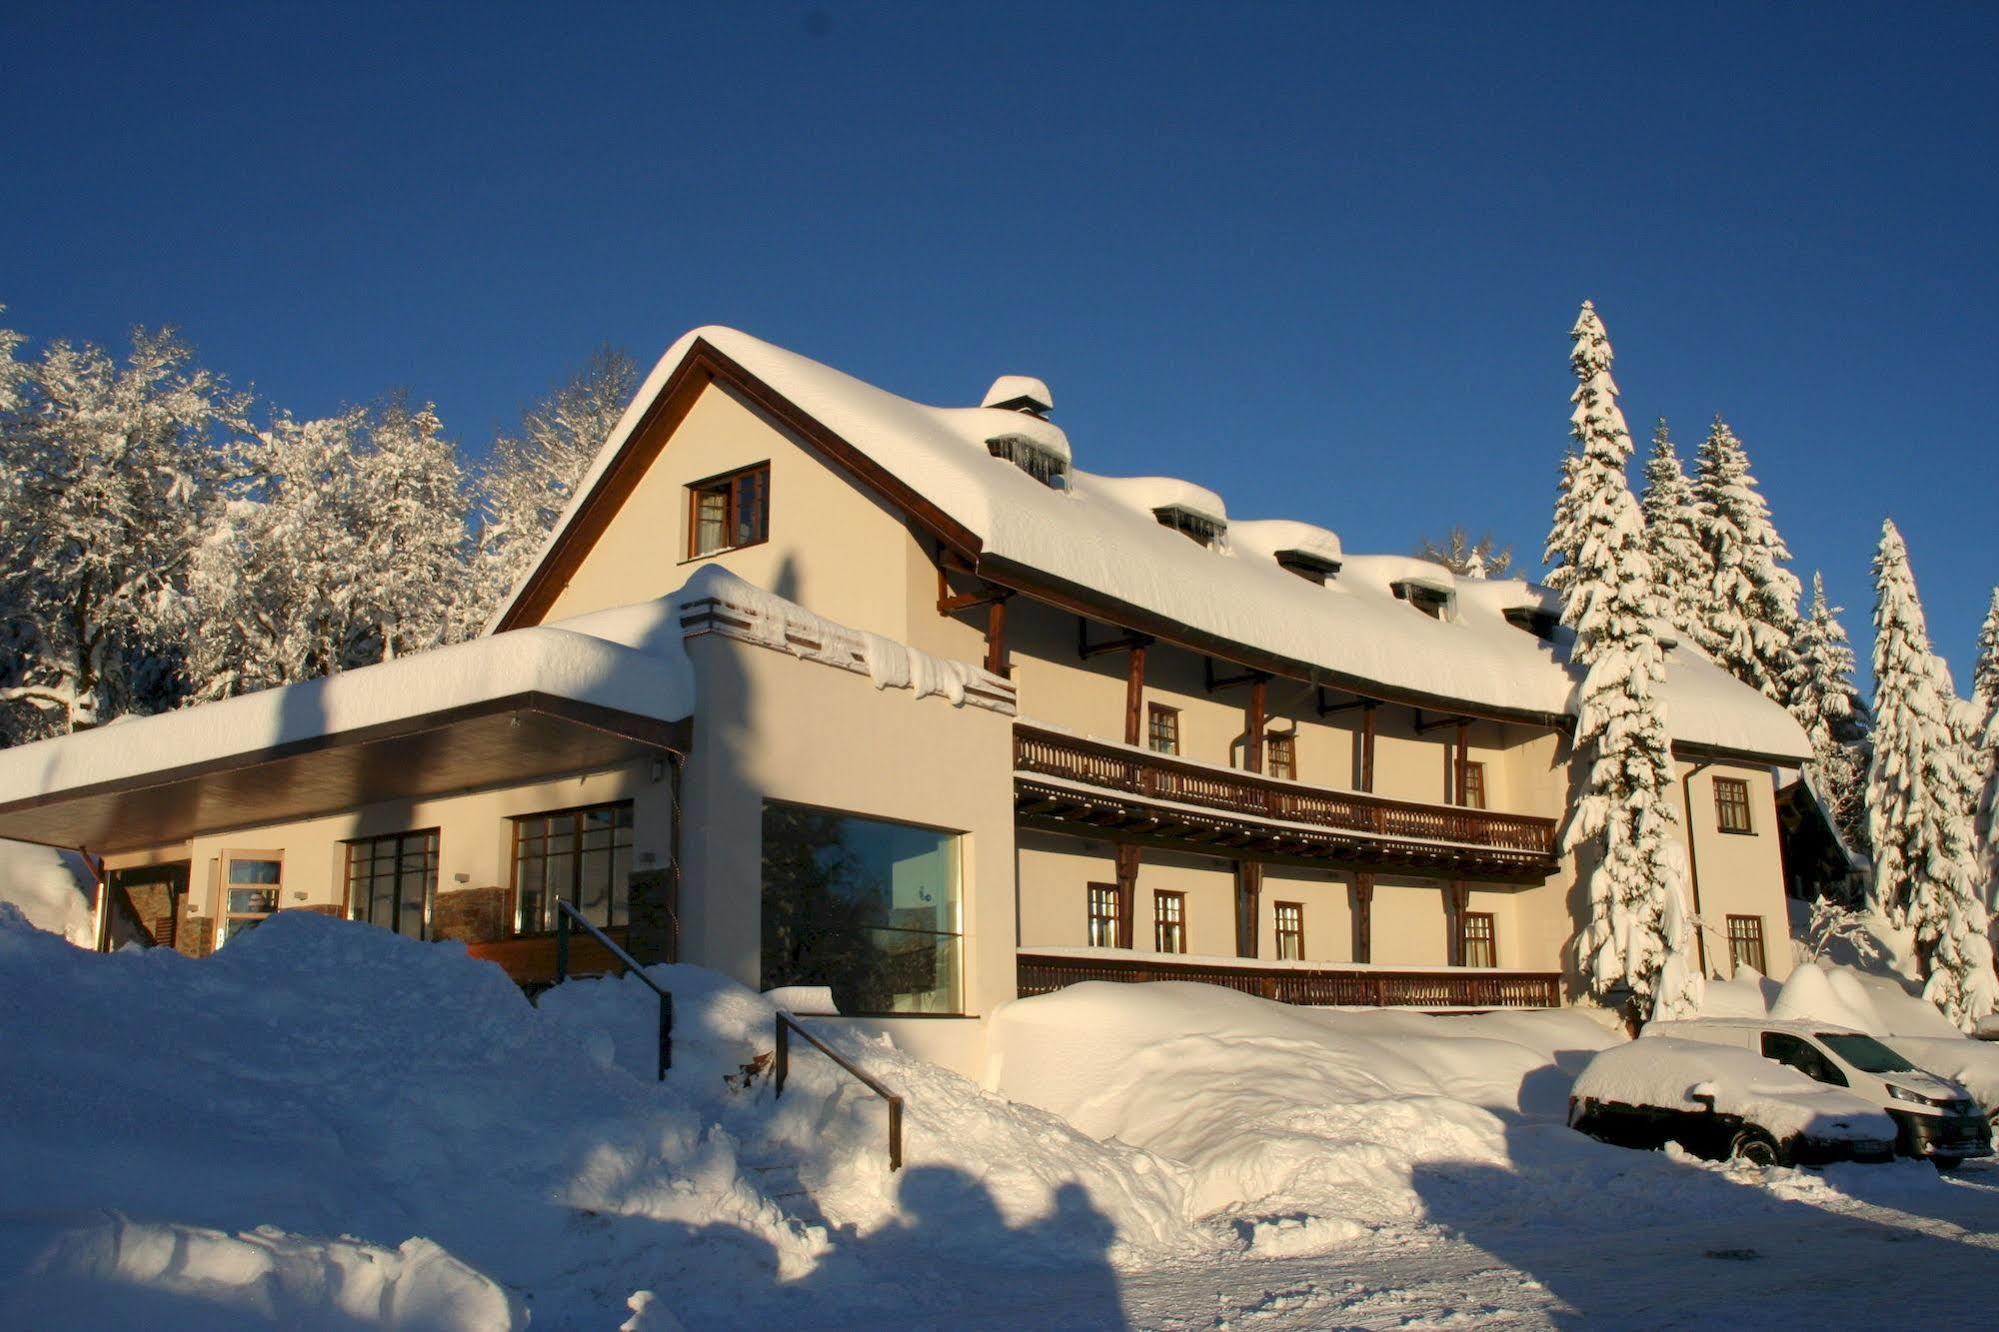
1016,950,1563,1009
1013,725,1558,855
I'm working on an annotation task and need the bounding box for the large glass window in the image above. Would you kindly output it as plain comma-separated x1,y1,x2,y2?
761,803,962,1014
512,802,633,932
346,830,440,939
222,855,282,944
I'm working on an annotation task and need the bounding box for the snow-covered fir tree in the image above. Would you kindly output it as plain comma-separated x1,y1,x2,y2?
1865,522,1997,1029
1690,416,1802,705
1415,527,1513,579
478,347,636,609
1638,419,1706,642
1786,573,1872,854
1546,302,1702,1020
0,327,245,737
1974,589,1999,911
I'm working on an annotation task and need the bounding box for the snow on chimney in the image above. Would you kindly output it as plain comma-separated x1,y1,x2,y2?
982,375,1053,418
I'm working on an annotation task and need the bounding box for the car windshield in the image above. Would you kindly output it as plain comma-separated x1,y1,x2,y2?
1818,1033,1917,1074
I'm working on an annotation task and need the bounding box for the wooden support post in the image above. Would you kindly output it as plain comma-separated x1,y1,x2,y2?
1454,719,1470,806
985,593,1010,677
1124,643,1147,747
1234,860,1263,958
1114,844,1141,950
1245,677,1267,774
1446,879,1471,966
1352,872,1375,964
1361,703,1377,793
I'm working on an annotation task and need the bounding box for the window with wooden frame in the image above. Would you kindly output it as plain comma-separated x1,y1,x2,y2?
1147,704,1180,756
1453,760,1486,809
1727,915,1767,976
1714,777,1753,834
687,463,769,558
1274,901,1304,960
511,801,634,933
1087,883,1121,949
1462,911,1497,968
345,829,440,940
221,853,282,945
1266,732,1297,780
1153,891,1186,954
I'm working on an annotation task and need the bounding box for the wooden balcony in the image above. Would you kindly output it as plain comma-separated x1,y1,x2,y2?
1018,949,1564,1009
1014,724,1559,880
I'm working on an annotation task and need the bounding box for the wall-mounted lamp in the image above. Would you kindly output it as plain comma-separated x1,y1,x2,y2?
453,872,471,884
649,756,667,783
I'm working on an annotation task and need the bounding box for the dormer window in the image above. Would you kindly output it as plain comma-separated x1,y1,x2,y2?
1504,607,1560,640
1277,550,1342,585
987,435,1067,487
1393,582,1452,619
1155,506,1225,548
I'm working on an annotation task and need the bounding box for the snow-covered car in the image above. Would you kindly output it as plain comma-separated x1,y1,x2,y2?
1647,1019,1993,1169
1568,1038,1897,1167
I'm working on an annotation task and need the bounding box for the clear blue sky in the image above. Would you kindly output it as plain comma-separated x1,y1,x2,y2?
3,2,1994,679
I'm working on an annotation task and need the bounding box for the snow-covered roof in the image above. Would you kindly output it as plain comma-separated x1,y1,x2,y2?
0,619,695,812
494,326,1812,761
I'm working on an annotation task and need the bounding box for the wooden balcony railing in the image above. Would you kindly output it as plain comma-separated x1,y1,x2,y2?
1013,724,1558,860
1017,950,1563,1009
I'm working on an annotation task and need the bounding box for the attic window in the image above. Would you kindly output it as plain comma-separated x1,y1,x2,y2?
1504,607,1560,640
987,435,1066,487
1277,550,1342,586
1393,582,1451,620
1155,506,1225,548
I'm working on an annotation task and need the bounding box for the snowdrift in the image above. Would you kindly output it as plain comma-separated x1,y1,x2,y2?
0,839,93,945
0,911,1206,1327
990,982,1622,1236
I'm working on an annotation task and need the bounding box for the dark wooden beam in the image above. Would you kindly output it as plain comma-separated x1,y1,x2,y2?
1414,709,1467,735
1316,687,1369,717
1245,677,1267,774
1234,860,1263,958
1079,620,1154,661
985,594,1011,677
1205,659,1270,694
1114,843,1141,949
1352,872,1375,963
1361,703,1377,793
1454,719,1470,807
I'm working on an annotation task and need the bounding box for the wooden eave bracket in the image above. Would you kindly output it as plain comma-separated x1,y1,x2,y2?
1413,709,1469,734
1077,621,1154,661
1204,659,1271,693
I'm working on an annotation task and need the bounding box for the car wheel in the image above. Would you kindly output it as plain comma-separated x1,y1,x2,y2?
1934,1157,1963,1174
1728,1129,1780,1168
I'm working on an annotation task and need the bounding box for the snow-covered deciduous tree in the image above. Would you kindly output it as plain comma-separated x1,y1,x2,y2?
1638,419,1705,642
1547,302,1702,1021
0,327,245,737
477,347,636,610
1415,527,1513,579
1787,573,1872,853
1690,416,1802,706
1865,522,1997,1029
348,398,477,657
185,409,375,699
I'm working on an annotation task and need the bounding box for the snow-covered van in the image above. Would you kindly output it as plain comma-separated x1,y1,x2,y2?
1568,1038,1897,1167
1646,1019,1993,1168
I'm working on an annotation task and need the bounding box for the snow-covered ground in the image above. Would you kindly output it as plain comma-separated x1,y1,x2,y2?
2,907,1995,1329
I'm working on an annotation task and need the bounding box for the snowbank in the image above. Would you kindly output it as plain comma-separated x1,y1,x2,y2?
0,910,1207,1326
990,982,1621,1226
0,839,93,944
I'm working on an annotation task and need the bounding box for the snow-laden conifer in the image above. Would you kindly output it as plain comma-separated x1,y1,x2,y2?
477,347,637,608
1786,573,1872,852
1638,419,1705,642
0,328,244,737
1866,522,1997,1028
1691,417,1802,705
1973,589,1999,911
1549,302,1701,1020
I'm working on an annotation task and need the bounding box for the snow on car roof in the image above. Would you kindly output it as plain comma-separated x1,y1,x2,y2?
494,325,1812,760
1574,1037,1894,1142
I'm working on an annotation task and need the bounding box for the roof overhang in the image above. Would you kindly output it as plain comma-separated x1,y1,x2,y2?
0,693,691,856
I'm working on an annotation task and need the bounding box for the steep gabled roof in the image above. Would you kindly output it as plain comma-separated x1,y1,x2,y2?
491,326,1812,763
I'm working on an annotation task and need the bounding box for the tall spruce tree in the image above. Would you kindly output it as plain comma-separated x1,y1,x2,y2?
1866,522,1997,1029
1973,589,1999,911
1639,419,1706,642
1691,416,1802,705
1786,573,1872,852
1547,302,1702,1020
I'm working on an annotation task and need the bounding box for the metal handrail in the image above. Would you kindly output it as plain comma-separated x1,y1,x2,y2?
554,900,672,1081
773,1011,903,1171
